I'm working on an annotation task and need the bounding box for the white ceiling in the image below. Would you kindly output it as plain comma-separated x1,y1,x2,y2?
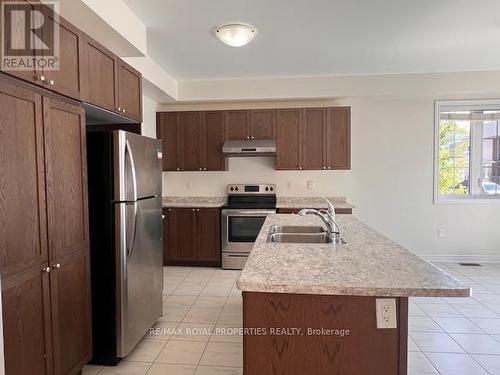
122,0,500,81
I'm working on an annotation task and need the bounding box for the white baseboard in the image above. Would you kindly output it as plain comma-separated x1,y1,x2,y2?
423,255,500,264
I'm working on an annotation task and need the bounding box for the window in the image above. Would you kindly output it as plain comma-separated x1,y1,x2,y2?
435,100,500,202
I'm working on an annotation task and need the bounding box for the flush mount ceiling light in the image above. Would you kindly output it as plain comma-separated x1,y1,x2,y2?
215,23,257,47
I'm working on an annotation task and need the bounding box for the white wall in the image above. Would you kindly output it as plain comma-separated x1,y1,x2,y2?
160,96,500,260
142,95,158,138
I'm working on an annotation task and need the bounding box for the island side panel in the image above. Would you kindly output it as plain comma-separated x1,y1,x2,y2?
243,292,408,375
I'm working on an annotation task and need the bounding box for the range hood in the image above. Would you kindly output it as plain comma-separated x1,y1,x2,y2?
222,139,276,157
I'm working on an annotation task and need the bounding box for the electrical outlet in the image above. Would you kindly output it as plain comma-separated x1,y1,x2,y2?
438,229,445,238
307,180,314,190
375,298,397,329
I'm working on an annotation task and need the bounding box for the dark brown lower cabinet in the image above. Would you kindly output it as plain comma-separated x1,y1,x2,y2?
243,292,408,375
277,207,352,215
163,207,221,267
2,268,53,375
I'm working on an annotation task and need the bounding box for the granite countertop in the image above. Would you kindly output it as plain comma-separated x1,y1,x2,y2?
162,196,227,208
277,197,355,209
237,214,470,298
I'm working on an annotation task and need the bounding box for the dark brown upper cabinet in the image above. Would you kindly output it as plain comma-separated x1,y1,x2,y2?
225,109,276,140
157,111,226,172
276,107,351,171
157,112,181,171
202,111,225,171
117,60,142,122
250,109,276,139
302,108,326,170
179,112,202,171
225,110,250,140
276,109,303,170
81,36,118,113
326,107,351,169
41,6,84,100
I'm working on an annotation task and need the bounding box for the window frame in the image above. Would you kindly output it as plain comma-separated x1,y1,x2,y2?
434,99,500,205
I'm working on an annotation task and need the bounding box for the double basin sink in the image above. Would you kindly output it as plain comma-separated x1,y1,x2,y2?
268,225,347,244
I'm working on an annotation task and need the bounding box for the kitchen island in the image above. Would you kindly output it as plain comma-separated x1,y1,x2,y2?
236,214,469,375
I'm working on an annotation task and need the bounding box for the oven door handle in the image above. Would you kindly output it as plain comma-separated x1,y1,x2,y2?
221,209,276,216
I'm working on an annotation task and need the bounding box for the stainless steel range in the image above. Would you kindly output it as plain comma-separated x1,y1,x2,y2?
221,184,276,270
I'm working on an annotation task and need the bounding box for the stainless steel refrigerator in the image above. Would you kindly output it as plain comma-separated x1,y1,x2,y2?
87,130,163,365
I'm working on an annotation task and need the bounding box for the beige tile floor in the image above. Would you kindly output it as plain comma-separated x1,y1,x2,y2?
83,263,500,375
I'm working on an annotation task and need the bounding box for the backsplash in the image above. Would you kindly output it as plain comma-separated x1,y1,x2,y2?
162,156,354,197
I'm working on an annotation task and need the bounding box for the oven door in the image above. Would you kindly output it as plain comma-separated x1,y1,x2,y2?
221,209,276,253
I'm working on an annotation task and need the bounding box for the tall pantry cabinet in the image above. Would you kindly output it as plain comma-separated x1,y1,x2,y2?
0,75,92,374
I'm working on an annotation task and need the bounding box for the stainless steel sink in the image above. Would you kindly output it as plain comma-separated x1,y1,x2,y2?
268,232,347,244
269,225,326,234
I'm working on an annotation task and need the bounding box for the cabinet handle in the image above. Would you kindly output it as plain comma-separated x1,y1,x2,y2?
52,263,61,270
42,267,50,273
37,75,46,82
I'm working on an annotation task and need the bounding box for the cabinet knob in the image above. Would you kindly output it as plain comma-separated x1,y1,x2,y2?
42,267,51,273
168,208,172,211
162,214,165,219
118,106,122,112
199,168,202,171
176,168,180,171
323,166,326,170
251,136,255,139
299,166,303,170
328,166,331,170
203,168,207,171
122,108,126,114
52,263,61,270
37,75,46,82
196,208,200,212
246,136,250,140
48,80,55,86
192,208,195,211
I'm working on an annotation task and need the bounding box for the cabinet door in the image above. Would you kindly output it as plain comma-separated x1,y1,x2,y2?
180,112,202,171
326,107,351,169
302,108,326,170
0,77,48,278
117,60,142,122
196,208,221,265
276,109,302,170
164,208,197,264
49,250,92,375
225,110,250,140
157,112,181,171
0,0,41,85
202,111,225,171
43,97,89,262
82,36,118,113
250,109,276,139
42,8,83,100
2,268,53,375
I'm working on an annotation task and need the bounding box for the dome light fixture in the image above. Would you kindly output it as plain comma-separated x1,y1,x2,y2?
215,23,257,47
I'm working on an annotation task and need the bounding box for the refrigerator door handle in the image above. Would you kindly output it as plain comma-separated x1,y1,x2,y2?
126,202,138,258
125,139,138,201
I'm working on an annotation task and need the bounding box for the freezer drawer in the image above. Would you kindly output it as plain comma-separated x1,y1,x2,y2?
115,196,163,357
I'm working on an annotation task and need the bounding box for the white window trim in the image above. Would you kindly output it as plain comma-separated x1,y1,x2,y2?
434,99,500,205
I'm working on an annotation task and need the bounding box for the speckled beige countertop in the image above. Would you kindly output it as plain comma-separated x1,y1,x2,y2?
162,196,226,208
237,214,470,297
277,197,354,209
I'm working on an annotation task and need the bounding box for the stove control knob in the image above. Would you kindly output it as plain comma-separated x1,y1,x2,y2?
270,187,274,191
230,187,234,191
265,187,269,191
235,187,239,191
